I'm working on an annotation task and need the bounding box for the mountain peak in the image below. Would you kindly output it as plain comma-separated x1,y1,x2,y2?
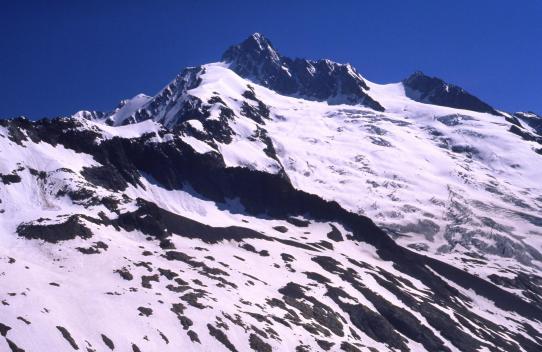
222,33,281,67
404,71,447,88
403,71,501,115
407,70,432,81
222,33,384,111
248,32,274,50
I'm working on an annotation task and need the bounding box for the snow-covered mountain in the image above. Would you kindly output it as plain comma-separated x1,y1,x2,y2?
1,33,541,352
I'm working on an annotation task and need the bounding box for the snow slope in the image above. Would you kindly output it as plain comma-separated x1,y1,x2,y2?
1,33,541,352
169,62,542,277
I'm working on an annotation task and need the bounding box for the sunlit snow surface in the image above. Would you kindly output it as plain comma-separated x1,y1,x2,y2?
182,64,542,272
0,63,541,351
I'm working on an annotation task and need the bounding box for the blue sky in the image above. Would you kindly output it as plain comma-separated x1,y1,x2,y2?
1,0,541,119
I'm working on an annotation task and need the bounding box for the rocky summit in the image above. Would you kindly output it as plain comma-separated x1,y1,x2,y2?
0,33,541,352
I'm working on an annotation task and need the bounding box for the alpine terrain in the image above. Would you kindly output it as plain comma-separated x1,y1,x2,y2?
1,33,541,352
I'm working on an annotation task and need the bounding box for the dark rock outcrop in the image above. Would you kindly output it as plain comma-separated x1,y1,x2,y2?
17,215,94,243
403,71,501,115
223,33,384,111
515,111,542,136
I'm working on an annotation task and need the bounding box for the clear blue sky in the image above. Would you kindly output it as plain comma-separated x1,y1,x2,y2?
1,0,541,119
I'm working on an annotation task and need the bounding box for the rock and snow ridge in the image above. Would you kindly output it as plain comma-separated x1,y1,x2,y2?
0,33,541,352
402,71,502,116
222,33,385,111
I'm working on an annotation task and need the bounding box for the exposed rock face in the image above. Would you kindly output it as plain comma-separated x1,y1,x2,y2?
515,111,542,136
403,71,502,115
222,33,385,111
503,111,542,148
17,215,94,243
